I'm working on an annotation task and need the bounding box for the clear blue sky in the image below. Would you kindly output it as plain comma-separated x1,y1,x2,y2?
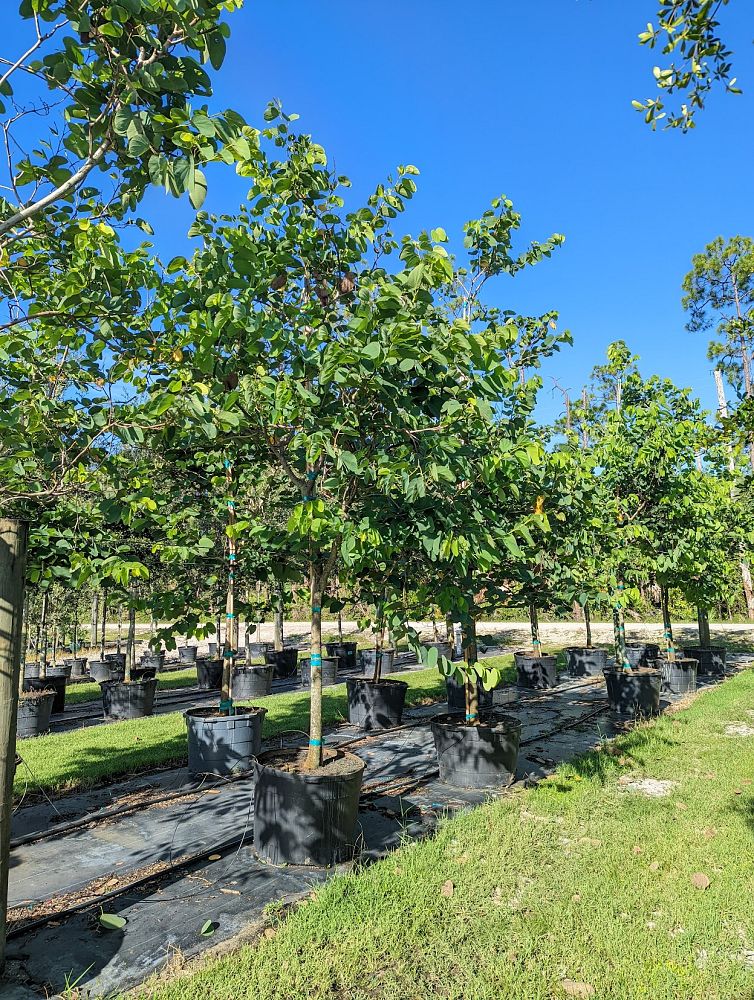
12,2,754,421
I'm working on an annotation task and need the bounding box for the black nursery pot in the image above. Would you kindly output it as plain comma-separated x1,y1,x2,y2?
101,677,158,720
623,643,660,668
514,651,558,690
89,659,123,683
346,677,408,730
178,646,198,664
682,646,726,676
131,665,157,681
231,665,273,699
360,648,398,675
23,661,42,679
253,748,365,866
140,652,164,671
247,641,273,660
196,657,223,691
431,712,522,788
66,656,88,677
445,674,494,714
603,668,661,717
185,705,267,776
17,692,55,738
565,647,608,677
265,648,298,678
659,657,698,696
325,641,358,671
300,657,338,688
105,652,127,669
24,674,66,714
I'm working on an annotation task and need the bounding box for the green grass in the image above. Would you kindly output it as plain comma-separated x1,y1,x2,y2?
14,667,452,800
135,667,754,1000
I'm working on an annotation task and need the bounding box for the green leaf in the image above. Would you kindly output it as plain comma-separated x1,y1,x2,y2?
99,913,127,931
431,227,448,243
200,919,216,937
189,168,208,210
362,342,380,360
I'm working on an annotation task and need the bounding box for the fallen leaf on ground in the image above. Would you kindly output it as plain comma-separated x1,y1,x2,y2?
649,861,660,871
208,854,221,861
703,827,717,839
561,979,595,997
440,880,454,897
691,872,711,890
675,802,688,811
219,888,240,896
632,845,642,855
263,927,276,939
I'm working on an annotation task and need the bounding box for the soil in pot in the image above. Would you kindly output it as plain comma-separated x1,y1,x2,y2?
682,646,726,676
300,657,338,688
360,648,397,675
17,691,55,738
196,657,223,691
346,677,408,730
231,665,272,699
623,644,660,668
253,748,364,866
24,674,66,714
265,648,298,678
445,675,494,714
565,647,608,677
101,678,158,720
185,705,267,776
431,712,522,788
603,668,661,717
514,651,558,689
178,646,198,664
325,641,358,670
659,657,698,696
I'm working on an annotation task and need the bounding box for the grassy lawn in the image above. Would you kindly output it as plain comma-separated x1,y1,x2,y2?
136,667,754,1000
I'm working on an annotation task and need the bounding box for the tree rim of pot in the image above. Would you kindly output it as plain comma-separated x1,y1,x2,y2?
185,704,268,722
346,676,408,688
602,665,661,675
255,745,364,781
431,709,522,731
18,688,55,701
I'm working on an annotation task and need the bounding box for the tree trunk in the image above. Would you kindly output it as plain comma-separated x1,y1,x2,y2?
116,606,123,654
584,602,592,648
373,605,384,683
463,620,479,723
697,606,711,648
51,623,58,667
306,565,325,769
100,592,107,658
90,592,99,649
529,602,541,654
21,593,28,668
661,586,675,661
273,580,284,653
0,519,28,973
125,604,136,683
39,591,49,679
221,462,237,712
613,580,628,670
741,562,754,621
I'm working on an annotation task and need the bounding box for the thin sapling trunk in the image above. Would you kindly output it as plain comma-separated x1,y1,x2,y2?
463,620,479,724
529,602,541,655
100,592,107,659
125,604,136,683
221,460,237,714
584,601,592,648
274,580,284,652
307,565,325,769
613,579,629,670
90,592,99,649
39,591,48,678
661,586,676,661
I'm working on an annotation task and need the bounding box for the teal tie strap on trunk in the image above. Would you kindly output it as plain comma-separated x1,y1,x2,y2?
219,699,233,712
310,653,322,668
309,738,323,747
311,605,321,613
